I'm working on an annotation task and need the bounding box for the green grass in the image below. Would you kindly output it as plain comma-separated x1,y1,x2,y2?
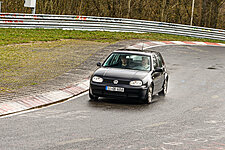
0,39,109,93
0,28,224,46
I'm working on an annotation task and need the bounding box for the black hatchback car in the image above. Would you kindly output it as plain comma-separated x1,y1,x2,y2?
89,50,168,103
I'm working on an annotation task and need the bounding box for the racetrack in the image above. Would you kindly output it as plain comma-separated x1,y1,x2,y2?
0,45,225,150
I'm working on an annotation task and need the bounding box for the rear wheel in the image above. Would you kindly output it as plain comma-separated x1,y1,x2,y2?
158,79,168,96
144,86,153,104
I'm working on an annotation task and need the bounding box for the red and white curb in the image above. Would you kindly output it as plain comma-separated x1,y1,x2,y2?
0,80,89,117
127,41,225,50
0,41,224,117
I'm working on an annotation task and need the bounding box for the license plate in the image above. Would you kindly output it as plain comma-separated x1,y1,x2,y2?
106,86,124,92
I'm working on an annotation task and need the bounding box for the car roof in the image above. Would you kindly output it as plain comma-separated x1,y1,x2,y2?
113,50,157,56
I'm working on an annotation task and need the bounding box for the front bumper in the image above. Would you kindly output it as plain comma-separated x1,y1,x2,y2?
90,81,148,100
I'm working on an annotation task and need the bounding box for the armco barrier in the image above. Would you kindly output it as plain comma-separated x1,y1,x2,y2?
0,13,224,41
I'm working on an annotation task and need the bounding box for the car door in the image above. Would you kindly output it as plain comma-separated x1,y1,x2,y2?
155,52,165,90
152,54,162,93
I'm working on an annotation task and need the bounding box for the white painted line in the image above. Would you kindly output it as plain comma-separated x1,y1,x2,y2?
192,41,208,45
151,41,167,45
218,43,225,46
171,41,186,45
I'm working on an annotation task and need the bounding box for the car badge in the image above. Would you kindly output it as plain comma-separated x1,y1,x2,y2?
113,80,119,84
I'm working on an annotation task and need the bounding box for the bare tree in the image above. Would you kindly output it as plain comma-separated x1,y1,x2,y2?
161,0,167,22
127,0,132,18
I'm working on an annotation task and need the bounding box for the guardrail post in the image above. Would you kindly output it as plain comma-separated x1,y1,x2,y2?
0,1,3,13
31,7,35,14
190,0,195,26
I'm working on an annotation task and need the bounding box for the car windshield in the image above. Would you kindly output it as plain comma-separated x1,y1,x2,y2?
103,53,151,71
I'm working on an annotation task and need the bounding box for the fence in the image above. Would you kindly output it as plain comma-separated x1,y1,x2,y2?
0,13,224,41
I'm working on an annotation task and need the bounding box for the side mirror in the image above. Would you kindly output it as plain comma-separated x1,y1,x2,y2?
97,62,101,67
154,67,163,72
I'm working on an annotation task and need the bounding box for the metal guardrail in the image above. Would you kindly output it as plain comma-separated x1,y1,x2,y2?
0,13,224,41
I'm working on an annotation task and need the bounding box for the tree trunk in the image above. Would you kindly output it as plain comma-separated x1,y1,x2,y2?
127,0,131,18
161,0,167,22
79,0,83,15
198,0,203,26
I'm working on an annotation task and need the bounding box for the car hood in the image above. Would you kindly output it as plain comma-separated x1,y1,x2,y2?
93,67,149,80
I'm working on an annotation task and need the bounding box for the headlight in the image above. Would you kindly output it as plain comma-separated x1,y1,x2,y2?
130,80,142,86
92,76,103,83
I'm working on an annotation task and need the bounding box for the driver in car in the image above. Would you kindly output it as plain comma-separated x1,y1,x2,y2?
141,57,150,70
120,55,129,68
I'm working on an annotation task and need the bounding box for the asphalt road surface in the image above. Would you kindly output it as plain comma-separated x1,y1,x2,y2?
1,45,225,150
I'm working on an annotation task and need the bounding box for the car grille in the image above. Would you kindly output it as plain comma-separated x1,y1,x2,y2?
103,78,129,85
103,91,126,97
92,89,140,98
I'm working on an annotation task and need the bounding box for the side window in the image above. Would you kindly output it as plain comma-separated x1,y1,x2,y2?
103,53,120,66
156,54,163,67
153,55,159,69
111,55,120,65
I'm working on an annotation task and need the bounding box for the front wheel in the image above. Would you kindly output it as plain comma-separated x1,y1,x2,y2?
158,79,168,96
144,86,153,104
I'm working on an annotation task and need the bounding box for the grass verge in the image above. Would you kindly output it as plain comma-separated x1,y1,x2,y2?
0,28,224,46
0,39,109,94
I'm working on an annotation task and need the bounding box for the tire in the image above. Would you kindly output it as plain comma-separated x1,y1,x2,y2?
158,78,168,96
144,86,153,104
89,91,99,101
